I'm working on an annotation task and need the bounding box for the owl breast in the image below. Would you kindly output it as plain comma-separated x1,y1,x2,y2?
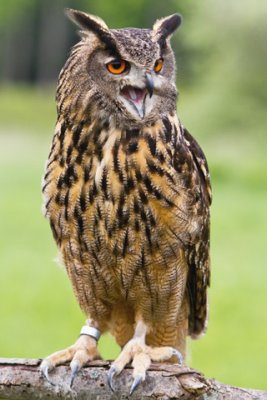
43,115,202,307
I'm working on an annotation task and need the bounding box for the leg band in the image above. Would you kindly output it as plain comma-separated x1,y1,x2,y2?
80,325,101,341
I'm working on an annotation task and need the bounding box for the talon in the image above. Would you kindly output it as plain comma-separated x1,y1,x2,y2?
70,360,81,388
40,360,56,386
130,374,143,395
172,348,183,364
107,365,118,392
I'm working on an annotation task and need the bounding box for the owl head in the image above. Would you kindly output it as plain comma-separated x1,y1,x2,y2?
60,9,182,128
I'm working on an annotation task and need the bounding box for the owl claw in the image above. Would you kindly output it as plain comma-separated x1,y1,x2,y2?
70,360,81,388
107,365,119,392
172,348,183,364
40,360,56,386
130,374,143,395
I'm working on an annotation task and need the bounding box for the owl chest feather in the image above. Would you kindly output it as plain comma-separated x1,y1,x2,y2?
43,116,203,302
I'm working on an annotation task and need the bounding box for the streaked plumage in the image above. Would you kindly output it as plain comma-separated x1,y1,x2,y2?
41,8,211,392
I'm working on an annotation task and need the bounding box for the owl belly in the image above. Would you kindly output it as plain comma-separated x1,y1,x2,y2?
71,151,189,311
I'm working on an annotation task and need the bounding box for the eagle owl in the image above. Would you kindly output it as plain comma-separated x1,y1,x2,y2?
40,8,211,394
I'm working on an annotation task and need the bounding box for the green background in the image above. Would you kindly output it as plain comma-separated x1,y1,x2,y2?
0,0,266,391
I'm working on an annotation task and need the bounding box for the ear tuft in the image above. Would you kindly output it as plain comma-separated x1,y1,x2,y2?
65,8,109,31
153,14,182,46
65,8,120,56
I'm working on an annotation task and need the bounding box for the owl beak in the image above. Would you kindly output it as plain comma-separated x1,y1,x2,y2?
145,72,154,97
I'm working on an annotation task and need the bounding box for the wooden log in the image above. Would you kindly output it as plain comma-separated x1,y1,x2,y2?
0,358,266,400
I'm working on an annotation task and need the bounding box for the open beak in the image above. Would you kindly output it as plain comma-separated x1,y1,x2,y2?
145,72,154,97
119,71,154,119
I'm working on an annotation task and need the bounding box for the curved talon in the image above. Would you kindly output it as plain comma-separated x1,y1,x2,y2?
107,365,118,392
130,374,143,396
172,348,183,365
70,360,81,388
40,360,56,386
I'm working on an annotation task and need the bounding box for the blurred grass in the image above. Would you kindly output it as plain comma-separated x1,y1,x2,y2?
0,86,266,390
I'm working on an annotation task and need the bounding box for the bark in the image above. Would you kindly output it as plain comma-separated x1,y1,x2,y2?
0,358,266,400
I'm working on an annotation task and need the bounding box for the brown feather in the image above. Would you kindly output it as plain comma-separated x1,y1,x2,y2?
42,14,212,358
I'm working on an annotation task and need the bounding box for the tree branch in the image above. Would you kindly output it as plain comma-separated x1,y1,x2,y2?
0,358,266,400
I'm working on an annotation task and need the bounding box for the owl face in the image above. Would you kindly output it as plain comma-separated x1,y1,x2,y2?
63,10,182,127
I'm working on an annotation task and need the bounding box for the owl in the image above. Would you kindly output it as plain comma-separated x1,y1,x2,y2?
40,8,211,395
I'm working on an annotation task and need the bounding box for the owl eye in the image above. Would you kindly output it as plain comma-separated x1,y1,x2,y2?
106,59,127,74
154,58,164,73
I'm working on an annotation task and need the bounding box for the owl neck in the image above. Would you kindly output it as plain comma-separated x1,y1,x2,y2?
57,107,183,165
58,104,179,135
58,103,181,140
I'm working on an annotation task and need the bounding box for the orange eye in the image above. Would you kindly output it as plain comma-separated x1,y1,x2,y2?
106,59,127,74
154,58,164,73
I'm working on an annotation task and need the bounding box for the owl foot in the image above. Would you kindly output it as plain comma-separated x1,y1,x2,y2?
107,337,183,395
40,327,101,387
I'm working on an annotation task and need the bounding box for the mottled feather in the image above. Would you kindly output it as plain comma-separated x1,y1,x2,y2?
42,10,212,363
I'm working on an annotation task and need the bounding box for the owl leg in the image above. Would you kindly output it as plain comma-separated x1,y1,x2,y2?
107,320,183,395
146,296,189,359
40,319,101,386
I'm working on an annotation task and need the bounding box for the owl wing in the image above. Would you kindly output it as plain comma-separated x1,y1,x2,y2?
181,127,212,338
